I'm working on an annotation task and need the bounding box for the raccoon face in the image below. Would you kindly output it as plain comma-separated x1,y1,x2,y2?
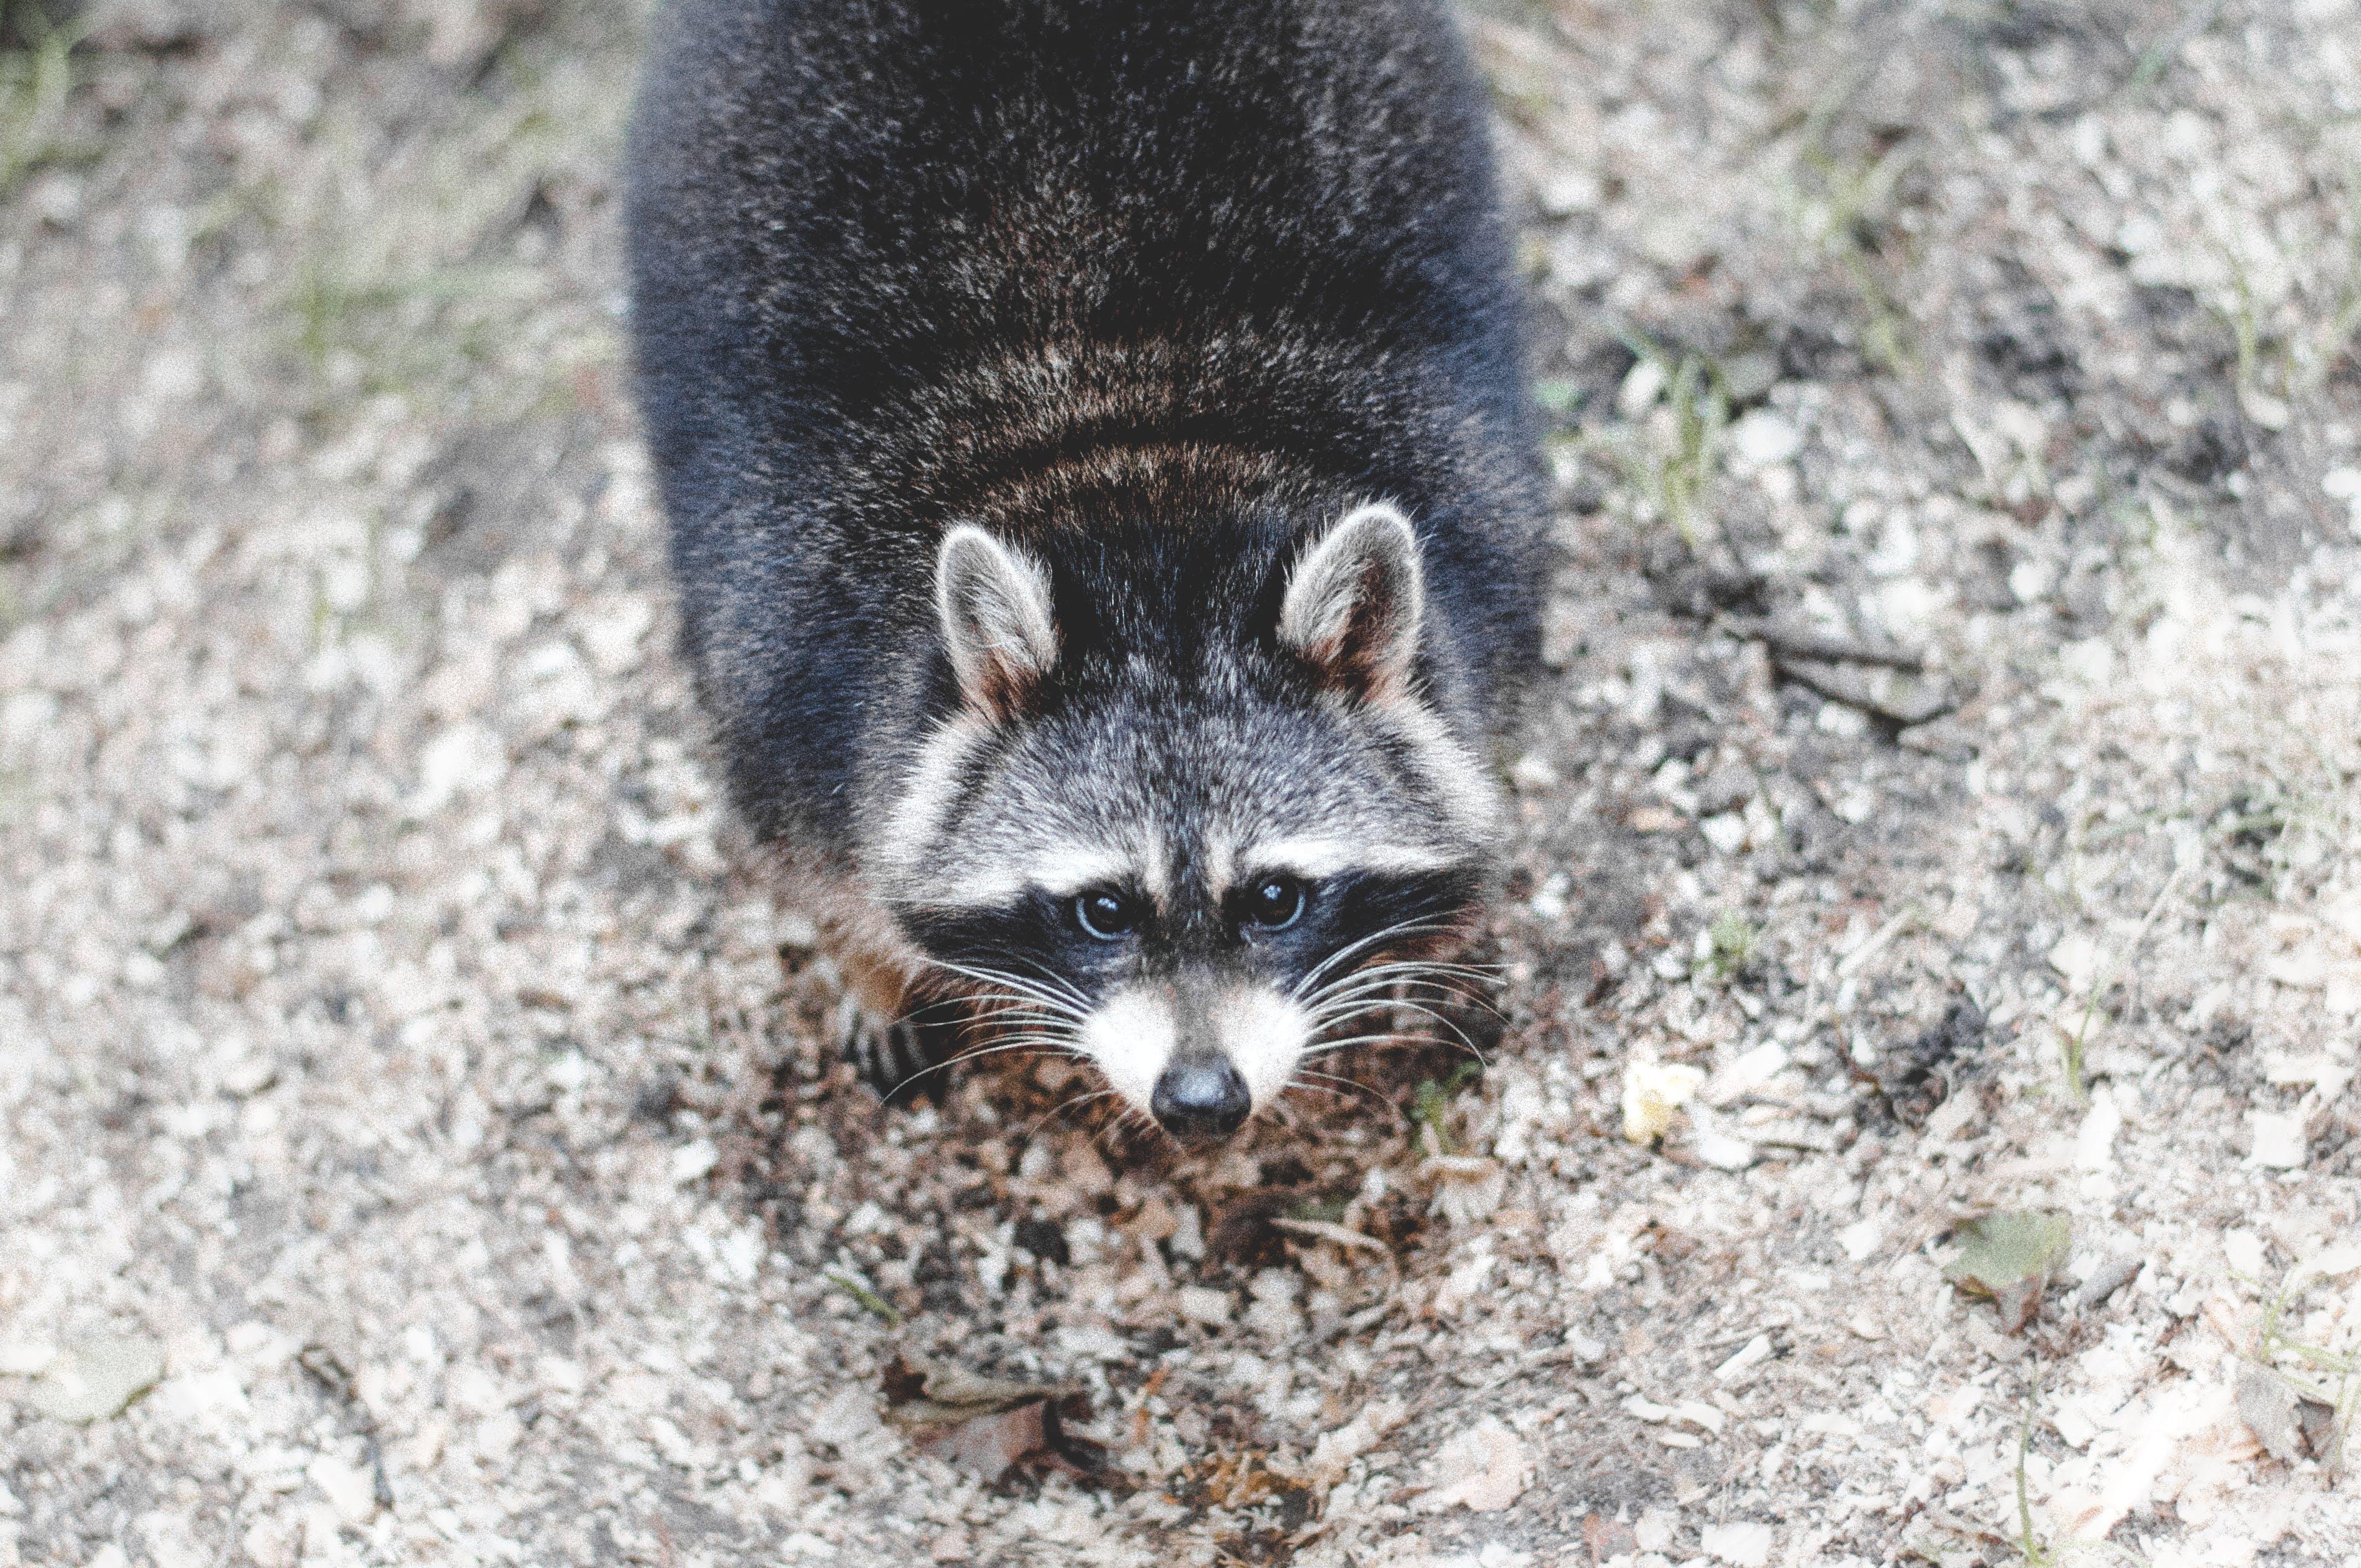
874,501,1499,1141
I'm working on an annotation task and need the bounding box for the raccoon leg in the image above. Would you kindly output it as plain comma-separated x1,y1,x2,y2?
799,880,959,1100
834,950,967,1103
775,853,967,1100
834,994,954,1102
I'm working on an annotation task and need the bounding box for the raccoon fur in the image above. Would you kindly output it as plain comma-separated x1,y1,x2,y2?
626,0,1544,1140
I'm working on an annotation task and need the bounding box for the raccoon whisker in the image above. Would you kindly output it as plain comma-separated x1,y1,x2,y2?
1300,973,1497,1022
944,1029,1081,1067
1297,988,1448,1031
914,952,1088,1003
1304,989,1506,1038
902,999,1087,1045
964,984,1092,1025
1287,1068,1394,1114
1357,998,1489,1063
1289,919,1466,1002
897,994,1070,1033
957,1034,1083,1062
1306,955,1502,995
1023,1087,1125,1145
1301,979,1496,1035
1340,950,1504,977
1295,1033,1422,1058
1307,959,1492,990
1299,1000,1437,1037
937,953,1097,1010
919,985,1070,1015
965,1003,1085,1034
1303,954,1501,1005
914,959,1092,1021
1298,1037,1487,1073
886,1033,1085,1096
1336,961,1505,997
1291,926,1462,1003
1299,997,1491,1067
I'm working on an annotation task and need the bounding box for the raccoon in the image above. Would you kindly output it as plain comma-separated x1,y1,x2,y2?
626,0,1544,1140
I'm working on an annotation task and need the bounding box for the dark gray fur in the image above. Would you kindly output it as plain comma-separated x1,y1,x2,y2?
626,0,1545,1100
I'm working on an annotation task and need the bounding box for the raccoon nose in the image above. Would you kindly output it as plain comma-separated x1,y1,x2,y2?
1150,1057,1251,1140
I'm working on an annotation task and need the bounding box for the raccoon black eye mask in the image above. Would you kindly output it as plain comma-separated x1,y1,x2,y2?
628,0,1545,1140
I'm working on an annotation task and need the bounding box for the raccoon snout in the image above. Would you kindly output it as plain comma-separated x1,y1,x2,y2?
1080,979,1308,1139
1150,1056,1251,1141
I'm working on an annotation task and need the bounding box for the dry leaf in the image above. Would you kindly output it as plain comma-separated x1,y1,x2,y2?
2234,1362,2337,1465
879,1354,1102,1485
1424,1153,1506,1225
2235,1363,2304,1464
24,1335,167,1424
1304,1398,1408,1487
1418,1416,1532,1512
1622,1060,1705,1143
1584,1513,1640,1562
920,1397,1050,1479
1944,1210,2071,1331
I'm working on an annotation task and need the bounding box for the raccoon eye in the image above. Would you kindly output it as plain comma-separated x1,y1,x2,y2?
1243,875,1306,932
1073,888,1141,941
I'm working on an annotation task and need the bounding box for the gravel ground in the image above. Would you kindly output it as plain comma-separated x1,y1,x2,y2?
5,1,2360,1564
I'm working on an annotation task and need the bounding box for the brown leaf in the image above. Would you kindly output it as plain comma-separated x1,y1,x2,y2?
914,1398,1050,1481
2236,1363,2304,1464
1991,1278,2044,1334
879,1354,1112,1487
1585,1511,1639,1564
881,1353,1072,1414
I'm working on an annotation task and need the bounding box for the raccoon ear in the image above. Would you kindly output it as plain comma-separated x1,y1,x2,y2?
1278,501,1425,701
935,523,1059,719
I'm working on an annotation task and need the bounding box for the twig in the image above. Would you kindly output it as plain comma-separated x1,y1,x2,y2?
1269,1216,1389,1256
1772,654,1956,729
1836,907,1916,979
1720,613,1927,673
300,1343,395,1512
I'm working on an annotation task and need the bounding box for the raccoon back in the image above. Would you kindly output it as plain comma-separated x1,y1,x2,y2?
626,0,1544,844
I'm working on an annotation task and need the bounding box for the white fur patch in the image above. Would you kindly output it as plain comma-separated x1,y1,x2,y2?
1373,695,1504,844
1201,830,1237,899
875,713,992,890
1213,985,1313,1108
1028,846,1136,898
889,826,1173,911
1078,982,1308,1120
1240,833,1461,882
1080,985,1177,1113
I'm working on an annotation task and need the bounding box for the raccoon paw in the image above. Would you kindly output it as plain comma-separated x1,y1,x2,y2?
837,999,951,1103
